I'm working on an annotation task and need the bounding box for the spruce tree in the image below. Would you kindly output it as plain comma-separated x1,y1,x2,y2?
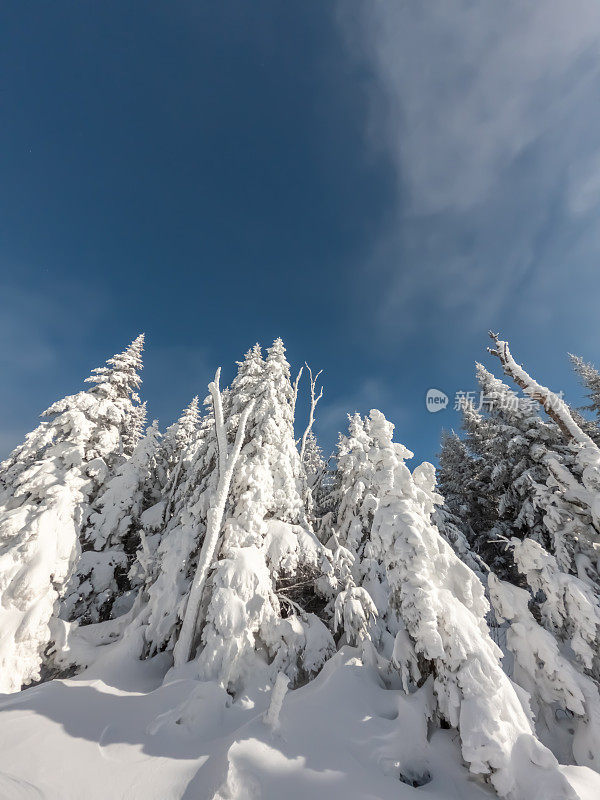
0,335,145,692
436,430,488,576
473,334,600,770
337,409,577,800
331,412,401,655
570,354,600,442
302,430,325,492
195,339,334,692
140,348,262,658
490,572,600,771
142,404,218,657
134,341,337,694
458,364,573,577
61,420,163,625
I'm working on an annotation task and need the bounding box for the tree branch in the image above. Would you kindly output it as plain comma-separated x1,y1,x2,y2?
300,364,323,462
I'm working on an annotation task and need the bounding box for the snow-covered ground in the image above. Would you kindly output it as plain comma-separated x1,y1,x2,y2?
0,643,599,800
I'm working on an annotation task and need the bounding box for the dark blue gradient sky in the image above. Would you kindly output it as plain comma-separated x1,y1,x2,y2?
2,1,600,463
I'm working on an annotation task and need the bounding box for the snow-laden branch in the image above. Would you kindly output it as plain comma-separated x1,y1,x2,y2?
488,332,596,447
299,364,323,462
488,332,600,532
173,369,254,668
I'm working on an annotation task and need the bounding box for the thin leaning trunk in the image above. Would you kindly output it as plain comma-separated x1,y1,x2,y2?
299,363,323,462
173,369,253,668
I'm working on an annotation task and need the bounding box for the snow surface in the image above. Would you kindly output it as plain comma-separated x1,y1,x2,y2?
0,643,598,800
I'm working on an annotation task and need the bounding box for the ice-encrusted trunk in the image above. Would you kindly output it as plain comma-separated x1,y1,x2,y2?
173,369,253,667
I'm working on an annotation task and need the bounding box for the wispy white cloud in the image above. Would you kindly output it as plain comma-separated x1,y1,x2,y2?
341,0,600,213
338,0,600,337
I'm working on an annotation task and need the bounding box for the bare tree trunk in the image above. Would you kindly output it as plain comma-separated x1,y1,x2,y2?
173,369,254,668
299,364,323,462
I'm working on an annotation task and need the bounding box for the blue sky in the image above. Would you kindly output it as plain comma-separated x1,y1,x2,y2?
2,0,600,464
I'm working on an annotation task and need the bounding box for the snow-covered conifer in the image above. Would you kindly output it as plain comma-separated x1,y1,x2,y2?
0,335,145,692
480,367,563,539
301,429,332,522
455,360,579,582
490,573,600,771
156,396,201,522
134,341,336,694
459,398,505,568
510,538,600,680
61,421,163,625
437,430,478,521
302,430,325,492
330,412,400,654
141,406,218,657
126,401,148,456
173,369,254,668
570,354,600,434
84,333,146,461
488,333,600,539
139,348,262,658
432,433,488,575
194,339,334,692
339,409,577,799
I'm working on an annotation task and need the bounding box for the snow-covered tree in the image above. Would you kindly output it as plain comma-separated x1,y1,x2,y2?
302,430,325,492
301,429,330,522
459,398,505,568
480,368,560,540
298,364,323,464
488,333,600,538
132,341,336,695
490,573,600,771
435,431,488,577
125,401,148,457
451,358,585,584
139,348,262,659
155,396,201,525
437,429,478,521
432,505,489,580
162,397,200,468
194,339,335,692
360,409,578,800
83,333,145,462
510,538,600,681
141,404,218,658
330,412,403,655
173,369,255,668
61,420,163,625
0,335,145,692
570,354,600,436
